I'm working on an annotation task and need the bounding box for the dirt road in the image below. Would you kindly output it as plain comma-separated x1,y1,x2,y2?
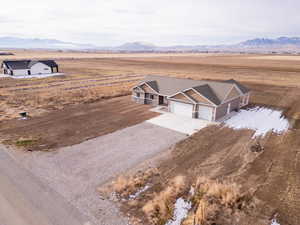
0,144,92,225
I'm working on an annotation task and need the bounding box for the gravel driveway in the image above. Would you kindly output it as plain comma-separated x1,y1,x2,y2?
7,122,186,225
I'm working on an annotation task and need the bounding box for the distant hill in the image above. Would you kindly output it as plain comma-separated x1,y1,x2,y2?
239,37,300,46
1,36,300,53
0,37,97,50
116,42,157,51
113,37,300,53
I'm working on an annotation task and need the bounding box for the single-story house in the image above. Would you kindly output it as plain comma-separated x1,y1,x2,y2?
132,75,250,121
1,60,59,76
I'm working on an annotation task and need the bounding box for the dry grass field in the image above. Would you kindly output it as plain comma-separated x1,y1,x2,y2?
1,51,300,224
2,51,300,122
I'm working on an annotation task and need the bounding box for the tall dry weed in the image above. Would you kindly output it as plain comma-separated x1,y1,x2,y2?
142,175,188,225
111,168,159,198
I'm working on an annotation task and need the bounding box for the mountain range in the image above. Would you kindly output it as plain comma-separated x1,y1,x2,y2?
0,37,97,50
1,36,300,53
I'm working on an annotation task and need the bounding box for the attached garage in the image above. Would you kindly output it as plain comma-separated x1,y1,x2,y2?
198,105,213,121
170,101,193,117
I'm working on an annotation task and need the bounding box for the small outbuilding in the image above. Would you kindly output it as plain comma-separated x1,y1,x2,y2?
1,60,59,76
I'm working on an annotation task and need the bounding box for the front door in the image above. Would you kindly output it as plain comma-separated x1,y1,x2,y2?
159,95,164,105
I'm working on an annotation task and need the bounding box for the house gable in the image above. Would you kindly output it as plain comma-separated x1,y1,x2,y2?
184,89,213,105
133,86,144,92
140,83,157,94
224,86,241,102
169,92,194,103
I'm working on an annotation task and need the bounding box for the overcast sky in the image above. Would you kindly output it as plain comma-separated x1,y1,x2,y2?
1,0,300,46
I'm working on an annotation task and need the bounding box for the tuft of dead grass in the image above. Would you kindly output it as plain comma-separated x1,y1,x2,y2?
182,177,245,225
142,175,188,225
109,168,159,199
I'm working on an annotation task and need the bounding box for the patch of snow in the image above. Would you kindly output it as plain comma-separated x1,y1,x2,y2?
0,73,64,79
129,185,150,200
189,186,195,196
165,198,192,225
224,107,289,138
271,218,280,225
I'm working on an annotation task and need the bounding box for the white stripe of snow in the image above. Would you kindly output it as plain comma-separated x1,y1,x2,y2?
224,107,289,138
129,185,150,199
165,198,191,225
271,219,280,225
0,73,64,79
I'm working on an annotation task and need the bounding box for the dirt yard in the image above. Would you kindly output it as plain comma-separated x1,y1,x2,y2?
0,96,158,151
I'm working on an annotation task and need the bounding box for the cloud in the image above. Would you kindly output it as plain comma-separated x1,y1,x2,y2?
0,0,300,46
0,17,19,23
113,9,155,15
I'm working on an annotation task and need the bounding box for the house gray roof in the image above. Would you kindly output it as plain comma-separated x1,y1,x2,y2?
223,79,250,94
2,60,31,70
139,75,250,105
146,80,159,92
192,84,221,105
2,60,58,70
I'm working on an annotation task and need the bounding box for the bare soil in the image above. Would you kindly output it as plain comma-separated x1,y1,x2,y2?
117,126,300,225
160,126,300,225
0,96,158,151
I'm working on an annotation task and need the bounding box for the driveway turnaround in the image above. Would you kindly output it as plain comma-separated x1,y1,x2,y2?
7,122,186,225
146,113,215,135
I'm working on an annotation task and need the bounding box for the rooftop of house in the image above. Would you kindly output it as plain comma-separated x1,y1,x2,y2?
137,75,250,105
1,59,58,70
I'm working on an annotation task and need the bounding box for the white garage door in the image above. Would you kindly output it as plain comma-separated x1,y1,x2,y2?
198,105,213,121
170,101,193,117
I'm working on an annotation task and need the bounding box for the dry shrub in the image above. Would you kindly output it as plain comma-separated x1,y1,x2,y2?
192,177,241,207
183,200,218,225
206,181,240,207
183,177,243,225
194,200,208,225
142,175,188,225
111,168,159,198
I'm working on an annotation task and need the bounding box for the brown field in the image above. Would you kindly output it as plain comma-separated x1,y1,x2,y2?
1,51,300,224
0,96,158,151
2,51,300,122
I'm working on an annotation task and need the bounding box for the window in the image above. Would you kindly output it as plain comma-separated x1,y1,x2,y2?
150,94,154,100
145,93,150,98
136,92,140,97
